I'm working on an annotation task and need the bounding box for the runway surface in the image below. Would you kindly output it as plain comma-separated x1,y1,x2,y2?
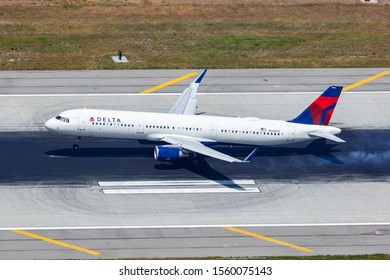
1,129,390,184
2,225,390,259
1,69,390,259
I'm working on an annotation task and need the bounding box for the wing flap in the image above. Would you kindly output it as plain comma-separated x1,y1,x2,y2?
162,135,245,163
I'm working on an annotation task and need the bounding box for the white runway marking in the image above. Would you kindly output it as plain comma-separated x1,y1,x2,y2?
49,155,69,159
2,222,390,231
102,187,260,194
1,91,390,97
100,180,258,194
98,179,256,187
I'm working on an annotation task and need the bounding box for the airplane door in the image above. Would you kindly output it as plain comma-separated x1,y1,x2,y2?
137,118,144,134
78,115,86,131
210,125,218,138
287,126,295,142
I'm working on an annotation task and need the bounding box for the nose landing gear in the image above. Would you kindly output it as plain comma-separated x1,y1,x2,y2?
73,136,81,150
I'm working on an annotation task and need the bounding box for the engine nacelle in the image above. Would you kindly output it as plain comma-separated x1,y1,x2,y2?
154,145,189,161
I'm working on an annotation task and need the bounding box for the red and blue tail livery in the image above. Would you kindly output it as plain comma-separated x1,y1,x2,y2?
289,86,343,126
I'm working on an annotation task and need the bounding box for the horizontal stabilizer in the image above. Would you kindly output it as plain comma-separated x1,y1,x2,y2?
309,131,345,143
244,147,259,162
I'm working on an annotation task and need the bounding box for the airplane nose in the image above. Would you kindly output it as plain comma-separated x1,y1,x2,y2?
45,118,56,131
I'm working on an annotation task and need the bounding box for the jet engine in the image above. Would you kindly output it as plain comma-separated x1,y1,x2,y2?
154,145,189,161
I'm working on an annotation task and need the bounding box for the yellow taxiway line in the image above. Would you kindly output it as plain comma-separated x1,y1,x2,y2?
12,230,101,256
140,70,390,94
342,70,390,92
141,72,198,94
225,227,313,253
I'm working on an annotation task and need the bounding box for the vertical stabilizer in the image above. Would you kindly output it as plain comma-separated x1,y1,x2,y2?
289,86,343,126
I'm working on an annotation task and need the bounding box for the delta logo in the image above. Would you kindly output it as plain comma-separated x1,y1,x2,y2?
89,116,122,123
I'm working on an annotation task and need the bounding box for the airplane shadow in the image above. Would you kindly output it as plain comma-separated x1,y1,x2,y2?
45,147,153,158
262,139,343,165
45,139,342,189
154,157,247,190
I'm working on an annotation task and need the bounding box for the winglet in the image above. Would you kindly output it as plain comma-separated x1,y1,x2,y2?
194,68,207,84
243,147,259,162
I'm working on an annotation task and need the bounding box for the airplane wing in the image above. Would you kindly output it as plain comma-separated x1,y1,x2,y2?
161,135,254,163
168,69,207,115
309,131,345,143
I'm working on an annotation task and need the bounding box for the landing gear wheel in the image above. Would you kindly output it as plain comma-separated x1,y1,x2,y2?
73,136,81,150
192,159,199,166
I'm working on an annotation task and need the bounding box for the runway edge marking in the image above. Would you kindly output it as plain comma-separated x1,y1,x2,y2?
225,227,313,253
3,222,390,231
12,229,101,256
2,91,390,97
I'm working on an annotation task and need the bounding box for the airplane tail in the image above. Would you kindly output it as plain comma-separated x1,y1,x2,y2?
289,86,343,126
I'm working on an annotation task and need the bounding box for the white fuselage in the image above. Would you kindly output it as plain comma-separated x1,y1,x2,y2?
45,108,341,146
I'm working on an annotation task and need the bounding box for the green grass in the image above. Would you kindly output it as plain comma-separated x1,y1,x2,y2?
117,254,390,260
200,36,305,50
263,254,390,260
0,2,389,70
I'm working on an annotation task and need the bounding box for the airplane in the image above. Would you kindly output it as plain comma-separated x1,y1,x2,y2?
45,69,345,163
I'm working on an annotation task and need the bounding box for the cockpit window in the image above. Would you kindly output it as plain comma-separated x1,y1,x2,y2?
55,115,69,123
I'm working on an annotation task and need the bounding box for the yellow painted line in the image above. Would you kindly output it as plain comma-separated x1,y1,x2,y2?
342,71,390,92
225,227,312,253
12,230,101,256
141,72,198,94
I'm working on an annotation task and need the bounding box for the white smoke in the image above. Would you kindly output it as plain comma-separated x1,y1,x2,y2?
346,150,390,165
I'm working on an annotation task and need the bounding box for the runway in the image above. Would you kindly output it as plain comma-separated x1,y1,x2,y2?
1,69,390,259
1,129,390,184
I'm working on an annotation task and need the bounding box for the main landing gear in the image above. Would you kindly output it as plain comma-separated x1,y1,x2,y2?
73,136,81,150
191,153,199,165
